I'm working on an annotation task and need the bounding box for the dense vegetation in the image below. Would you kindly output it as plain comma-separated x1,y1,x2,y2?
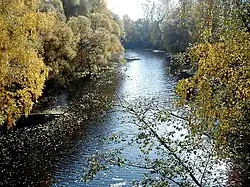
122,0,197,52
0,0,123,128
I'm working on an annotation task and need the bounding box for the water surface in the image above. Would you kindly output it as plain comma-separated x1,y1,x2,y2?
0,49,176,187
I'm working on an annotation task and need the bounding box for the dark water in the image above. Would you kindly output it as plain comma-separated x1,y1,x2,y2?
0,50,176,186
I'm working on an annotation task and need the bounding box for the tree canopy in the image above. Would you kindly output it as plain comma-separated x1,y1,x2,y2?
0,0,49,127
174,0,250,183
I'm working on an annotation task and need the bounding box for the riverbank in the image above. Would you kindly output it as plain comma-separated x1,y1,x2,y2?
0,70,117,186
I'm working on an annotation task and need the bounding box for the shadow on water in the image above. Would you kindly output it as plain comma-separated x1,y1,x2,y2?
0,50,176,186
0,71,117,187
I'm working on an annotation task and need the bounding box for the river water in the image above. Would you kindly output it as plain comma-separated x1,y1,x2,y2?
0,50,177,186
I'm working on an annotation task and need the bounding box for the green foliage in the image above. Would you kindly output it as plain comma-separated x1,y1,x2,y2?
122,17,162,49
162,7,198,53
41,0,65,17
169,49,193,77
83,98,226,186
61,0,111,18
122,0,198,51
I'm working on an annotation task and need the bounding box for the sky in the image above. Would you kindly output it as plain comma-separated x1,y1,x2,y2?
107,0,146,20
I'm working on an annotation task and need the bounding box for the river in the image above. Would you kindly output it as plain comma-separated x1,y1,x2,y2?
0,49,177,186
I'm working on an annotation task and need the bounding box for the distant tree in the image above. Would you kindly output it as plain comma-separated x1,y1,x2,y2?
122,0,182,50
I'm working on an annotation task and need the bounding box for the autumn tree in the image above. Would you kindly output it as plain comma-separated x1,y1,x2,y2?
0,0,123,129
40,0,123,84
38,2,78,86
176,0,250,183
176,0,250,142
0,0,49,128
68,13,123,77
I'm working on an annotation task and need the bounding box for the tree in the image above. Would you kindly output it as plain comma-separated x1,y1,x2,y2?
68,12,123,77
175,0,250,184
0,0,49,128
41,0,123,84
0,0,123,128
38,12,77,86
41,0,65,18
122,0,191,51
83,97,227,186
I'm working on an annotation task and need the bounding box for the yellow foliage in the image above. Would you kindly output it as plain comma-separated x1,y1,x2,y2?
0,0,124,127
0,0,48,127
176,32,250,145
89,13,113,32
39,13,77,85
68,13,123,75
68,16,92,40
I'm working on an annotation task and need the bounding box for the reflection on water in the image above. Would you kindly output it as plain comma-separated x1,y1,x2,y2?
0,50,176,186
121,50,175,99
50,50,176,187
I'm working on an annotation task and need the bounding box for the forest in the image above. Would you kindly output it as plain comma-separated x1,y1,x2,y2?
0,0,249,186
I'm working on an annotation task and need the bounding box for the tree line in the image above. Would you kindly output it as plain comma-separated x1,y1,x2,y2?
0,0,123,129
